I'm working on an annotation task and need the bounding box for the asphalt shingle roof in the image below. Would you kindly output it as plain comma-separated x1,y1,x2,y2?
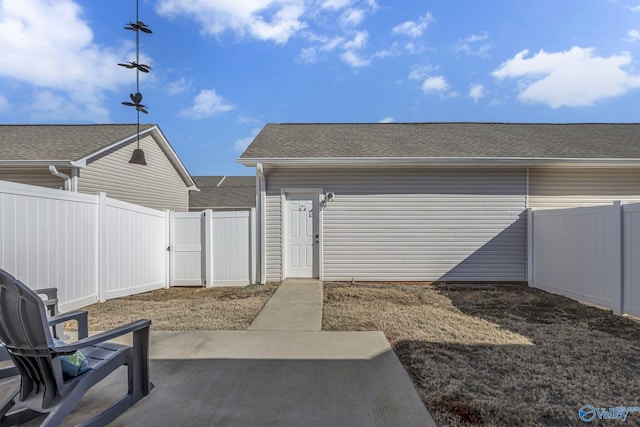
190,176,255,209
0,124,155,161
240,123,640,160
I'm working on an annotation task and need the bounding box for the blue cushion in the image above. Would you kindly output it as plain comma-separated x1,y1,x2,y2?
53,338,89,378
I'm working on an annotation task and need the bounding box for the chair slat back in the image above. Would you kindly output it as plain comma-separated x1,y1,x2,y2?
0,269,61,407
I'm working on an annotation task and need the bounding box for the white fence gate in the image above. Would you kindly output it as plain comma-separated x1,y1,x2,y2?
0,180,256,310
170,212,204,286
528,201,640,317
205,210,256,286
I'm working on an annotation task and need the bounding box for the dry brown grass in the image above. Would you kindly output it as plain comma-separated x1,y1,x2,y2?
323,282,640,427
66,284,278,331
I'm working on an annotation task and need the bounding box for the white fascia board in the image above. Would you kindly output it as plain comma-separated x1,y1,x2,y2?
77,125,198,190
149,125,198,189
238,157,640,168
79,132,142,163
0,160,84,167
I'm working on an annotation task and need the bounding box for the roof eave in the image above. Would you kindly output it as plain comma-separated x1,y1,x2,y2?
0,160,85,167
238,157,640,168
78,125,198,190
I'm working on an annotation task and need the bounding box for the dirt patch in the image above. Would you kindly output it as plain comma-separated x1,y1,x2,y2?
66,284,278,332
323,282,640,427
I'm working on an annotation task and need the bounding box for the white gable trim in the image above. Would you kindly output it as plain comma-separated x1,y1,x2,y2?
80,125,197,189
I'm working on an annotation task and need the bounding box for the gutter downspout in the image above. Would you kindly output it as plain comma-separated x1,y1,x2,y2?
256,163,266,284
49,165,71,191
70,167,79,192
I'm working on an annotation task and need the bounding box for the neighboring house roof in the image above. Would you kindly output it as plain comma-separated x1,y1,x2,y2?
0,124,196,188
190,175,255,209
239,123,640,167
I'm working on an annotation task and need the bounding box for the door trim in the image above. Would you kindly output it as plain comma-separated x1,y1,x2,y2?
281,188,323,281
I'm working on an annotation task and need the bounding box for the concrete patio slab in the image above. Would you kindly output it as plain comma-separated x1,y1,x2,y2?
0,280,436,426
0,331,436,427
249,279,323,331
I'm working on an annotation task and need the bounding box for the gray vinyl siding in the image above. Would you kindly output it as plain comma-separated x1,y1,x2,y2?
78,134,189,211
529,168,640,209
0,167,70,190
265,167,527,282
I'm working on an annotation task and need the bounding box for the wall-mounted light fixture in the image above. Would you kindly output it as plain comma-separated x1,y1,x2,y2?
325,192,335,202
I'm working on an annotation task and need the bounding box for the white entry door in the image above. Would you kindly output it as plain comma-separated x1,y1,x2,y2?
286,195,318,278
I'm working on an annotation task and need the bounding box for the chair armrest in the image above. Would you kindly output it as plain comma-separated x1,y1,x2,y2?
37,288,59,317
37,287,58,301
54,319,151,353
49,311,89,339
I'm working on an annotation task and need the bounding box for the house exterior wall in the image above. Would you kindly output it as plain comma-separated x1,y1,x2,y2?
0,166,71,190
78,134,189,211
264,167,527,282
529,168,640,209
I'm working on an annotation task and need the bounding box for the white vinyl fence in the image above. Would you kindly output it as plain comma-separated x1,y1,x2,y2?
528,201,640,316
0,180,256,312
205,210,256,286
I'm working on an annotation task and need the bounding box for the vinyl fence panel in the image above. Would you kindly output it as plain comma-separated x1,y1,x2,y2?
529,201,640,316
209,210,254,286
623,203,640,317
100,195,169,300
1,180,258,309
0,181,99,311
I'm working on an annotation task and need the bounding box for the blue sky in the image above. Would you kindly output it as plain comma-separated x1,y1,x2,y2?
1,0,640,176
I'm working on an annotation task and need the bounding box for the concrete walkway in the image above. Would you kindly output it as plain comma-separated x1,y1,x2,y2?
249,279,323,331
1,280,437,427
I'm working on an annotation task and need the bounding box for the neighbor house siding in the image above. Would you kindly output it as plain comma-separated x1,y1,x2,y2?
529,168,640,209
78,134,189,211
0,167,71,190
265,167,527,282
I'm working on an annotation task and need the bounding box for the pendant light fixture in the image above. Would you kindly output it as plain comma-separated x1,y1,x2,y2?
119,0,152,165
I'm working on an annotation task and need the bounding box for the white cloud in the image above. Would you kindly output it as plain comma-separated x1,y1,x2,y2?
343,31,368,49
626,29,640,41
0,0,133,121
392,12,433,38
341,50,369,67
378,116,394,123
468,84,485,103
180,89,235,118
297,46,318,63
321,36,345,51
408,64,435,81
27,90,111,122
157,0,307,44
373,42,401,59
167,77,192,95
298,35,345,64
340,8,365,27
455,32,490,57
340,31,369,67
422,76,449,94
493,46,640,108
234,127,262,152
629,4,640,12
404,42,424,54
321,0,353,10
